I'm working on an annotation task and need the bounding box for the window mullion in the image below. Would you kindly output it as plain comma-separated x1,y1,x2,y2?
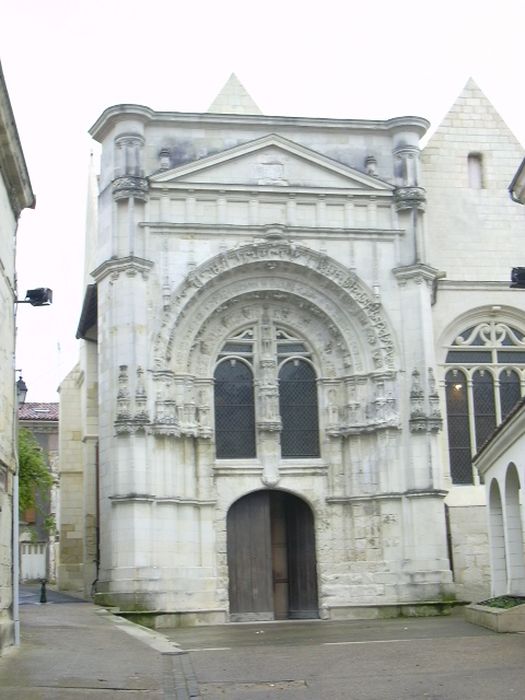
466,375,479,485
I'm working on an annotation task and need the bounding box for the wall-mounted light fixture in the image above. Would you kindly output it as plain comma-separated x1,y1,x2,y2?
16,376,27,405
15,288,53,306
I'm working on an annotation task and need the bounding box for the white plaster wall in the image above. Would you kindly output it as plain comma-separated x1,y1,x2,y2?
0,169,16,651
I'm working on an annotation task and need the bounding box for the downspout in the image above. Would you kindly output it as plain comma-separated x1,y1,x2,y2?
91,440,100,596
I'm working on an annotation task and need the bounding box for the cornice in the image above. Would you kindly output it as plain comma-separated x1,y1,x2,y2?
89,103,429,142
91,255,154,282
438,280,511,291
149,181,394,197
144,221,403,241
0,63,35,217
326,489,448,503
392,263,443,283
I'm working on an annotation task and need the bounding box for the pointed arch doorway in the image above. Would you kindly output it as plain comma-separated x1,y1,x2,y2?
227,490,319,622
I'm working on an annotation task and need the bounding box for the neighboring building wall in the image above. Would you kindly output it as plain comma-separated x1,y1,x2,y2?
474,401,525,597
422,79,525,600
0,63,35,654
57,340,99,598
57,366,85,593
18,403,59,582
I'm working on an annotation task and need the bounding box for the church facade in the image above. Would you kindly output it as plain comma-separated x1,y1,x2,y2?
60,77,525,622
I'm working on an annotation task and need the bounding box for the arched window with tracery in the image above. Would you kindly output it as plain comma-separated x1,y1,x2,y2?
213,324,321,460
279,359,320,458
445,320,525,484
214,329,256,459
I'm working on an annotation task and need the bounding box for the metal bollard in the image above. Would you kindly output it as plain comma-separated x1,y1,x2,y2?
40,578,47,604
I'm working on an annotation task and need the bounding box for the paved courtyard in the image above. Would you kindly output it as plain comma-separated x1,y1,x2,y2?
164,614,525,699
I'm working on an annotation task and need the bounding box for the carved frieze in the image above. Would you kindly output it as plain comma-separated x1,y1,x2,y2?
112,176,149,201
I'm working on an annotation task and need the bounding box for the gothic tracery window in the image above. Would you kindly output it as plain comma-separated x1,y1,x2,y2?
445,321,525,484
279,359,320,457
213,325,320,459
214,330,256,459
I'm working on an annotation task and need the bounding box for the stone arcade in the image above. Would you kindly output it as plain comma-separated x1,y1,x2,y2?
59,75,525,622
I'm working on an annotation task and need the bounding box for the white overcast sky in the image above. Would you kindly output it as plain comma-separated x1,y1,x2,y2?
2,0,524,402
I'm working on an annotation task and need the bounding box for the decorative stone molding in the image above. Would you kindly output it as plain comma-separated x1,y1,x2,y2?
115,365,151,434
91,256,154,283
409,367,443,433
112,175,149,201
393,186,426,211
114,133,145,178
134,367,150,425
149,370,212,439
326,373,400,436
392,262,441,289
155,242,397,374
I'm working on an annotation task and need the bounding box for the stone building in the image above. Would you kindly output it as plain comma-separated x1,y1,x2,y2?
472,159,525,600
0,63,35,652
18,402,59,583
60,76,525,622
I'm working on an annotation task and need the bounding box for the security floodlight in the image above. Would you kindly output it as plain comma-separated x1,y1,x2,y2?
24,288,53,305
510,268,525,289
15,288,53,305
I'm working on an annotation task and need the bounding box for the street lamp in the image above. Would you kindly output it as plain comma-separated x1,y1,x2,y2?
16,376,27,405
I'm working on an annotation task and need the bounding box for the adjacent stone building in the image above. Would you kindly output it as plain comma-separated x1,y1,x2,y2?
60,76,525,622
0,63,35,652
18,403,59,583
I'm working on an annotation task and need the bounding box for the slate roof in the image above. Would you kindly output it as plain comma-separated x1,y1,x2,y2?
18,402,59,421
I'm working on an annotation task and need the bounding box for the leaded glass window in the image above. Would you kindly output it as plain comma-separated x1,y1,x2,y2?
445,369,472,485
213,325,321,460
444,321,525,484
279,359,320,458
214,359,256,459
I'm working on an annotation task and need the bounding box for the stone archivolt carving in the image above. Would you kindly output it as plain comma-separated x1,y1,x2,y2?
137,242,402,441
409,367,443,433
154,242,396,374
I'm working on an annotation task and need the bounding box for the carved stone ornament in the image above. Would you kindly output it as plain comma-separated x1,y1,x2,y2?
112,176,149,202
409,367,442,433
393,186,426,212
154,242,397,375
115,365,151,435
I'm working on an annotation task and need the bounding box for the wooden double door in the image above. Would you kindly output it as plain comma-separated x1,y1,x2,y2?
227,490,319,621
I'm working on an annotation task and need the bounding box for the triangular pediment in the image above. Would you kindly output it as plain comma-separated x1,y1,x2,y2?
150,134,393,191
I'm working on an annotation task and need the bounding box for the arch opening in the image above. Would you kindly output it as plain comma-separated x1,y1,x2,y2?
489,479,508,596
226,490,319,621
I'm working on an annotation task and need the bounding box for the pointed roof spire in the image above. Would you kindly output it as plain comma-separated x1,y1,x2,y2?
208,73,262,115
